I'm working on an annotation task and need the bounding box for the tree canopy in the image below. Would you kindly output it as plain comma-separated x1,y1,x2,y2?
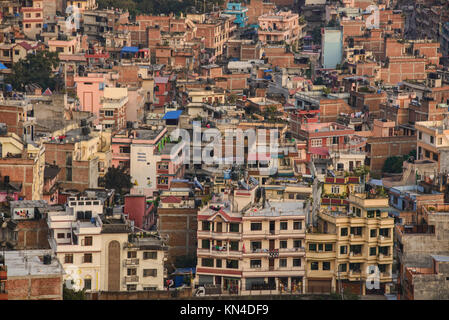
6,50,60,92
382,150,417,174
100,166,133,195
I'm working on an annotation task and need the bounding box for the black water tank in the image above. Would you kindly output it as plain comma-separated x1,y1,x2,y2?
43,254,52,265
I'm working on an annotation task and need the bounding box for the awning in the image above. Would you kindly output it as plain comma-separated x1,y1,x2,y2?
162,110,182,120
120,46,139,53
0,62,8,70
309,147,329,156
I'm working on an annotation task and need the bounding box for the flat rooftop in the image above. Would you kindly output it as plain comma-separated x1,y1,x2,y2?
246,200,307,217
3,250,64,277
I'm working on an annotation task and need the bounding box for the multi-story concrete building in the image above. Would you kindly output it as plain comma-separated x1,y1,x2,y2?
1,249,64,300
321,27,343,69
415,119,449,173
99,87,127,132
223,2,248,28
258,10,303,50
396,204,449,299
47,197,167,292
306,192,395,295
129,128,185,198
196,192,308,295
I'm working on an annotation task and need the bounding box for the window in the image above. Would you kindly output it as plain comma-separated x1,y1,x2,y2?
367,210,375,218
279,259,287,268
84,279,91,290
251,241,262,251
293,221,302,230
226,259,239,269
84,236,93,246
143,251,157,260
57,233,65,239
318,244,323,251
250,259,262,268
250,222,262,231
64,254,73,264
230,241,239,251
201,258,214,267
370,229,377,238
66,233,71,239
202,221,210,231
340,246,347,254
325,244,333,251
293,240,302,248
370,247,377,256
14,50,19,55
309,243,317,251
127,251,137,258
293,258,301,267
425,150,430,158
143,286,157,291
216,259,222,268
351,227,362,236
438,138,443,145
430,136,434,144
340,228,348,236
157,177,168,185
119,146,130,154
280,221,288,230
311,262,319,270
323,262,331,270
339,263,347,272
280,240,287,249
202,239,210,249
127,268,137,276
229,223,239,232
350,245,362,255
331,185,340,194
311,139,322,147
127,284,137,291
143,269,157,277
83,253,92,263
379,228,389,237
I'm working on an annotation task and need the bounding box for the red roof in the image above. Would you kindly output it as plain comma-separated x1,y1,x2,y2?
161,196,181,203
17,41,32,51
309,147,329,156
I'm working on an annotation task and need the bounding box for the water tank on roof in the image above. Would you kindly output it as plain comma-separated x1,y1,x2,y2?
43,254,52,265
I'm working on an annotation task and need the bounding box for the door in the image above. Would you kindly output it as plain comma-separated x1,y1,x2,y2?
269,240,275,250
270,221,275,234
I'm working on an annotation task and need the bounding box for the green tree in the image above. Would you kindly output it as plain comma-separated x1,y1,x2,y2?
63,283,86,300
382,150,416,174
6,50,60,91
100,166,133,195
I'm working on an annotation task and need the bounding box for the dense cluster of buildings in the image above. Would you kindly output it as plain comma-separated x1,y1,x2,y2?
0,0,448,300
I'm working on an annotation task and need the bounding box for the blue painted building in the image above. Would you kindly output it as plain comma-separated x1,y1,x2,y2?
223,2,248,28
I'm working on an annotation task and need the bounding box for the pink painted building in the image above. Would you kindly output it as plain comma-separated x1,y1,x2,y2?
74,74,106,124
124,194,155,229
111,131,132,170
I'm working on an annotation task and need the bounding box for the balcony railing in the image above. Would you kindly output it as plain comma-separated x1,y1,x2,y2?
124,276,139,283
123,258,139,266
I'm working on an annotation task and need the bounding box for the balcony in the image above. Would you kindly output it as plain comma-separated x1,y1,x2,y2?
124,276,139,283
123,258,139,266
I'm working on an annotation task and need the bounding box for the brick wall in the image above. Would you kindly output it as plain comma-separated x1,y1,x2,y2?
7,276,62,300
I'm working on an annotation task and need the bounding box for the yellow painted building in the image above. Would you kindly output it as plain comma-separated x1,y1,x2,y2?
305,193,394,295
